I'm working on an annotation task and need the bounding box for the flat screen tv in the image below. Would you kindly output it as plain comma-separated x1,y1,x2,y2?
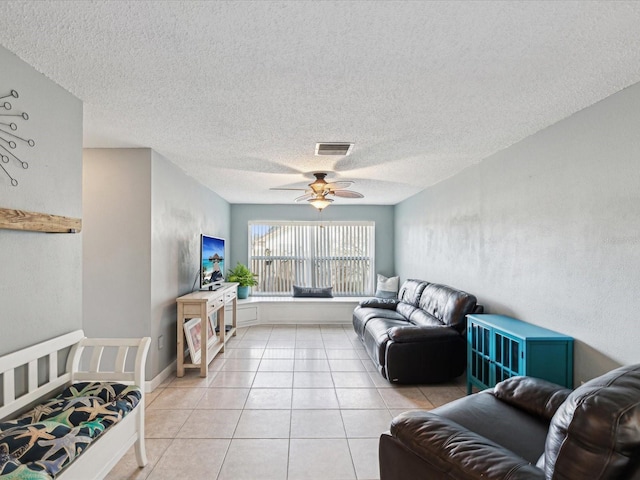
200,234,226,290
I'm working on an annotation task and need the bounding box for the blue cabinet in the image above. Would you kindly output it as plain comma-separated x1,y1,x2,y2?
466,314,573,394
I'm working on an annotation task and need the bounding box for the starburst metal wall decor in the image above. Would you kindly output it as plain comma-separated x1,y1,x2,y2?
0,90,35,187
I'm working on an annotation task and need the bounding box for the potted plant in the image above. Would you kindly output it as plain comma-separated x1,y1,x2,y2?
227,262,258,299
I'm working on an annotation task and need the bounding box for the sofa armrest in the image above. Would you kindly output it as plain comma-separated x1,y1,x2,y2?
390,411,545,479
493,376,572,422
358,297,399,309
388,325,459,343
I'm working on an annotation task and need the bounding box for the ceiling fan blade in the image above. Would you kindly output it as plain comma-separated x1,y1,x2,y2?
273,173,359,203
295,193,315,202
325,181,353,190
330,190,364,199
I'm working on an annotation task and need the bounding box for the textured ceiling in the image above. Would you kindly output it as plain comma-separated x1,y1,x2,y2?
2,1,640,205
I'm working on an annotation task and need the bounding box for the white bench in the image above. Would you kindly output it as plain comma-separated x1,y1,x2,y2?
0,330,150,480
236,296,369,327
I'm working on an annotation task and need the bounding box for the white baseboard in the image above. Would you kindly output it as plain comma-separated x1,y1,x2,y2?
238,318,260,328
146,360,176,392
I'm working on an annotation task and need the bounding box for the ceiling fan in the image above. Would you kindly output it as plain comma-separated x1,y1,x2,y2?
271,172,364,211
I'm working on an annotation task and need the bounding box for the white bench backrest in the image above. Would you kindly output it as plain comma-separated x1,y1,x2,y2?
68,336,150,388
0,330,150,421
0,330,83,420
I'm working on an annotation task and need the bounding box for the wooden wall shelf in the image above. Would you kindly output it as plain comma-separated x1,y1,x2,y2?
0,207,82,233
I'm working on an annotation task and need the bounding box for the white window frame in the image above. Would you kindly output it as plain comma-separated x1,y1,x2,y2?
248,221,375,296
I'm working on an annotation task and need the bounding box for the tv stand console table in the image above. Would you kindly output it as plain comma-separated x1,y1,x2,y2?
176,283,238,377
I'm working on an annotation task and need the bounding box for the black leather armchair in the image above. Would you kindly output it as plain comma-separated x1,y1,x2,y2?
380,364,640,479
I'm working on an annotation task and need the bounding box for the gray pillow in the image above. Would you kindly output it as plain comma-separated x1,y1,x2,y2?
292,285,333,298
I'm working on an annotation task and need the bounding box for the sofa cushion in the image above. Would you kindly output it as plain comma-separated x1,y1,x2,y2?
397,279,428,307
353,305,407,339
389,411,545,479
433,390,549,464
493,376,572,422
544,363,640,479
375,274,399,299
395,302,418,320
362,317,408,369
417,283,478,332
407,309,442,328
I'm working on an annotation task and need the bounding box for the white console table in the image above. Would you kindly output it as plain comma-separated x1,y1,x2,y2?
176,283,238,377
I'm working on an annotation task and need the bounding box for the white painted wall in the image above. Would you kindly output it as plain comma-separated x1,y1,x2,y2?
0,45,82,354
395,81,640,385
230,204,395,278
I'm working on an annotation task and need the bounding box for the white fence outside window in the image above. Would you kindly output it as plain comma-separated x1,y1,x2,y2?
248,221,375,296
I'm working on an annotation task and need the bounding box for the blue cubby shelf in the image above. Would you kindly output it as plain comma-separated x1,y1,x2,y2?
466,314,574,395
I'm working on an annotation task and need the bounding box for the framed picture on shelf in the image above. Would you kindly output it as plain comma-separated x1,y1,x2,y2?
184,316,218,364
183,318,203,364
207,313,218,349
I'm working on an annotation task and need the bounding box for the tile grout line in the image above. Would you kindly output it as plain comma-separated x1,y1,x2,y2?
109,324,468,479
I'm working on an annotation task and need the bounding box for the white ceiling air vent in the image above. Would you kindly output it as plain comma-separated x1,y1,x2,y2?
315,142,354,156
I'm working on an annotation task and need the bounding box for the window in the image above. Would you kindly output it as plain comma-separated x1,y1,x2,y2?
249,221,375,296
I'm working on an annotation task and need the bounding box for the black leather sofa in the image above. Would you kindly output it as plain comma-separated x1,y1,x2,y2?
380,364,640,480
352,279,481,384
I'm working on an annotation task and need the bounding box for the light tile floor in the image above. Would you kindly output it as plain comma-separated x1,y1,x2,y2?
107,324,466,480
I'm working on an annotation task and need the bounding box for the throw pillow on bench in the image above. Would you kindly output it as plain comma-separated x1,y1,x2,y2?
292,285,333,298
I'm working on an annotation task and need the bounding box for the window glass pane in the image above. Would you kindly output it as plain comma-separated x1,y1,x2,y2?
249,221,375,296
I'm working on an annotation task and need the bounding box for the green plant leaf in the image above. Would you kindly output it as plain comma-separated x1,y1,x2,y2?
226,262,258,287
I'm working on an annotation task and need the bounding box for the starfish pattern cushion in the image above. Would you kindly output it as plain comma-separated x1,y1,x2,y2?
0,382,141,479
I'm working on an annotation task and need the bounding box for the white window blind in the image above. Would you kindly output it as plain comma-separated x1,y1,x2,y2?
249,221,375,296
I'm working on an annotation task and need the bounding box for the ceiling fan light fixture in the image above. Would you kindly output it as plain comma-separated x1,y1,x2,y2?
272,172,363,208
309,172,328,194
309,196,333,211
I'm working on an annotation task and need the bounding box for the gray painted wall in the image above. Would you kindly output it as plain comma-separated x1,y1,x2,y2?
0,45,82,354
395,81,640,385
150,150,231,376
230,204,395,280
82,148,230,378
